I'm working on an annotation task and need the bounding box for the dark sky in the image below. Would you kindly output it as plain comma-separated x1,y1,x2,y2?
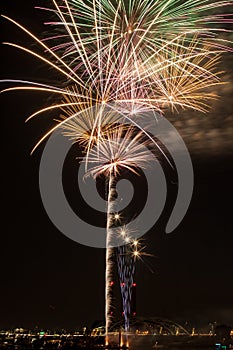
1,0,233,331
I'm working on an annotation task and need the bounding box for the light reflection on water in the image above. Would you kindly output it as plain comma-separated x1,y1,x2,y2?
132,348,214,350
104,348,216,350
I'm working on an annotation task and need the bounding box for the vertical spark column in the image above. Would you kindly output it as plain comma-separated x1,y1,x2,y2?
105,171,115,345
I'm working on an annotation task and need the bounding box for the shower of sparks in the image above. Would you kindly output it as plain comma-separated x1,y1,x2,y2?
1,0,233,341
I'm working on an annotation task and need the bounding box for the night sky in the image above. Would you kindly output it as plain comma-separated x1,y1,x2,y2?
1,0,233,331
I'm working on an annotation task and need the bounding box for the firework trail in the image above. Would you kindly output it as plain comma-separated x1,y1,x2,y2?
118,244,136,332
117,236,136,332
117,228,154,333
1,0,233,343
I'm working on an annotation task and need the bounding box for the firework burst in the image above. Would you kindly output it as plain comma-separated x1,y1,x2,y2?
85,124,154,178
2,0,232,120
1,0,233,344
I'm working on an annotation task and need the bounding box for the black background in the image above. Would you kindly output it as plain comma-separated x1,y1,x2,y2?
1,0,233,331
